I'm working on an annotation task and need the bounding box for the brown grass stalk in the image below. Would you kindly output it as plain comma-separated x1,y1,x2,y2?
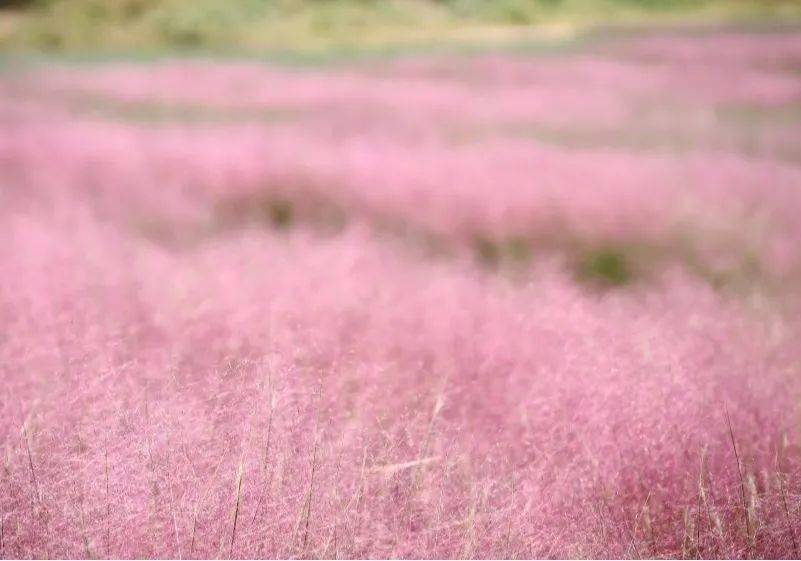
229,461,245,557
724,406,751,548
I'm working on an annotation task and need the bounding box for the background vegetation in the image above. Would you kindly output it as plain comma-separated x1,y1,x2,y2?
1,0,801,54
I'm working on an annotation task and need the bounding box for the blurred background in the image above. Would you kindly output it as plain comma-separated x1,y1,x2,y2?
1,0,800,55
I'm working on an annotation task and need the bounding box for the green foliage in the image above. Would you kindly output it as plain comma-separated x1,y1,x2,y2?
474,235,532,268
145,0,269,47
3,0,800,53
474,235,500,266
263,198,295,230
576,246,633,287
446,0,563,25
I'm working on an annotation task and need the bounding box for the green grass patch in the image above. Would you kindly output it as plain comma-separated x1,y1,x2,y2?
576,246,634,287
3,0,801,55
263,198,295,230
473,234,533,268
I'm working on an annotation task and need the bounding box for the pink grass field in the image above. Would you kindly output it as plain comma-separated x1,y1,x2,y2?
2,29,801,559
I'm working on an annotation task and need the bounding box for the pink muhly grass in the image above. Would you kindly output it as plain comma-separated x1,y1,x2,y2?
1,28,801,560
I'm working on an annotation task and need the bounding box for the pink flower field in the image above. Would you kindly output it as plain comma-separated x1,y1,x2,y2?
2,29,801,559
